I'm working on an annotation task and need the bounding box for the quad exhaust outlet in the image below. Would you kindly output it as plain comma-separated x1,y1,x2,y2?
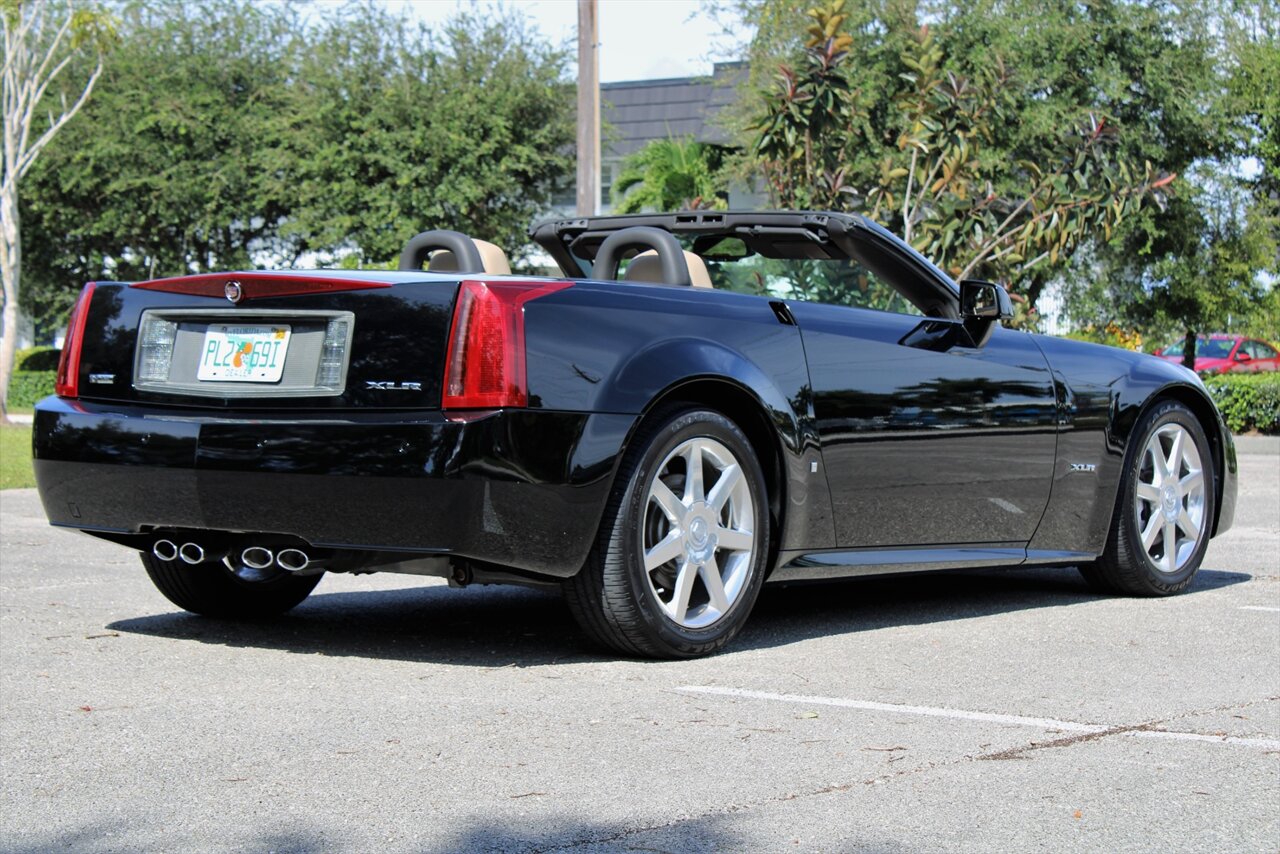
240,547,275,570
154,538,226,565
275,549,311,572
154,539,317,573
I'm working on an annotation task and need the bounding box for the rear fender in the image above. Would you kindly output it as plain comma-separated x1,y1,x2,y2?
604,338,835,556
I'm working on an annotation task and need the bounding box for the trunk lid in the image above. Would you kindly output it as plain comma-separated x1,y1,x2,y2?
70,271,460,410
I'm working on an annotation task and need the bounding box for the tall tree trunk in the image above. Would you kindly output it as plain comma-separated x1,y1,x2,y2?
1181,328,1197,371
0,186,20,424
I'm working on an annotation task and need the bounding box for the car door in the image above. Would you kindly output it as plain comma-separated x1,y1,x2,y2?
1246,340,1279,373
1228,340,1248,373
785,247,1058,550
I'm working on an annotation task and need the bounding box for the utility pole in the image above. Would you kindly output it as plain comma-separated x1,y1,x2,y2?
576,0,600,216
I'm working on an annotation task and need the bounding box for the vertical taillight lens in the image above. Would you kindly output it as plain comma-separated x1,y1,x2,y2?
442,280,571,410
54,283,96,398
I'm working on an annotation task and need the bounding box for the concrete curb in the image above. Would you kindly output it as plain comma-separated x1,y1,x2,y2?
1234,435,1280,455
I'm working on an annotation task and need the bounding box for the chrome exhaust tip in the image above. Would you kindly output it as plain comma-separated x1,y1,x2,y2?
152,539,179,562
178,542,205,565
241,547,275,570
276,548,310,573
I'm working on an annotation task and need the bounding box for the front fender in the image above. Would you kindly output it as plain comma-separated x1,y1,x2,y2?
1029,336,1237,557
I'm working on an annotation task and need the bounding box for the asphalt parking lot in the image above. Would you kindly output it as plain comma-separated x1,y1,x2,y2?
1,448,1277,853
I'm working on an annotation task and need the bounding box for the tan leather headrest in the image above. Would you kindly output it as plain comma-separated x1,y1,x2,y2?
623,250,712,288
427,239,512,275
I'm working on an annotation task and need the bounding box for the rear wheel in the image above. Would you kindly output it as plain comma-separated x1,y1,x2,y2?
563,407,770,658
142,552,322,618
1082,400,1214,596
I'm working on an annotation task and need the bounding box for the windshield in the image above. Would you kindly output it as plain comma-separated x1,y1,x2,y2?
702,256,923,316
1162,338,1235,359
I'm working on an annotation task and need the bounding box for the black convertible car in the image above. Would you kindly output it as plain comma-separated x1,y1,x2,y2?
32,211,1237,657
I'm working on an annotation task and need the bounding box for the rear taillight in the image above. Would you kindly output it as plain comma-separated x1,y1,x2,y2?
55,283,96,398
442,279,571,411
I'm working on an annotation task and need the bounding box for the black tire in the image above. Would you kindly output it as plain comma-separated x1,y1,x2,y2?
141,552,322,618
1082,399,1215,596
563,407,770,658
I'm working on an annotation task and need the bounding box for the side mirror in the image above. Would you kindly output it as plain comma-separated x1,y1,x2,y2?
1235,350,1252,362
960,279,1014,321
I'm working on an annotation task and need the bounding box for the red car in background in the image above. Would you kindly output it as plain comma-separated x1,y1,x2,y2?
1154,334,1280,375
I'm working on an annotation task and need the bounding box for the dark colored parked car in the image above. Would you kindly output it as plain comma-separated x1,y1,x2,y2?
1154,335,1280,375
32,211,1237,657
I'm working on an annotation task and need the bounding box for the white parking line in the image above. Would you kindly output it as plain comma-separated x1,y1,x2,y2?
676,686,1280,751
1239,606,1280,612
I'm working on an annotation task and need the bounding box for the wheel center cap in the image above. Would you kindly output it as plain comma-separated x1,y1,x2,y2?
1161,485,1180,521
688,516,710,548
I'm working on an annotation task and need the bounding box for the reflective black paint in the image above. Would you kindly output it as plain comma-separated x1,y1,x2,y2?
34,261,1237,584
34,398,631,576
789,304,1058,548
72,277,457,410
524,280,831,553
1027,334,1237,556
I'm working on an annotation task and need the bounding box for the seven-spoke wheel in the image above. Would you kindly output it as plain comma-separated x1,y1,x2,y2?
563,407,769,658
643,437,756,629
1133,422,1207,575
1083,399,1215,596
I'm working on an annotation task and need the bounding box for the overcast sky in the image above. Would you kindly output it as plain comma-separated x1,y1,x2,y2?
380,0,750,82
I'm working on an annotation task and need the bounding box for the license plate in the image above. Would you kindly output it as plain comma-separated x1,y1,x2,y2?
197,324,291,382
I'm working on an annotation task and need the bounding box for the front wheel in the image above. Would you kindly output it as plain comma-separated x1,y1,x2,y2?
142,552,323,618
563,407,770,658
1082,400,1215,596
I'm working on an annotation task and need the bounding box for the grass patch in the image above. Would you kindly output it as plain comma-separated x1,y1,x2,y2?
1,423,35,490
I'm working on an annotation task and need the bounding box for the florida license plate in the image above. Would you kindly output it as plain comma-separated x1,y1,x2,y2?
197,324,291,382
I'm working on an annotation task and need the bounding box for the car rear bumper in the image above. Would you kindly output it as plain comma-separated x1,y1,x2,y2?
32,397,633,577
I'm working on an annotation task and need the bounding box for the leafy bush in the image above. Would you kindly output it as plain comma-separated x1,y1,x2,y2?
6,347,60,410
16,346,60,372
1203,373,1280,435
6,371,57,410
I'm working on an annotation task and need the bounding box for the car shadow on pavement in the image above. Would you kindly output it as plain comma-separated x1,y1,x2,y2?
0,827,331,854
107,565,1251,667
2,812,814,854
737,565,1250,652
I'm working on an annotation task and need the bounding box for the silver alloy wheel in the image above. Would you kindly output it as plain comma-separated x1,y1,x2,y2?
642,436,756,629
1134,423,1206,574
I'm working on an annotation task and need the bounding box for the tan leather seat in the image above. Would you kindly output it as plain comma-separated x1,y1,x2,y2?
623,250,713,288
427,239,512,275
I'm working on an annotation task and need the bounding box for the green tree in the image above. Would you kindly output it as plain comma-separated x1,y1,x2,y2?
1,0,112,422
1150,169,1274,368
1056,1,1278,360
19,1,575,337
1226,2,1278,196
279,5,574,265
719,0,1254,342
749,2,1176,321
612,137,728,213
19,0,302,336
